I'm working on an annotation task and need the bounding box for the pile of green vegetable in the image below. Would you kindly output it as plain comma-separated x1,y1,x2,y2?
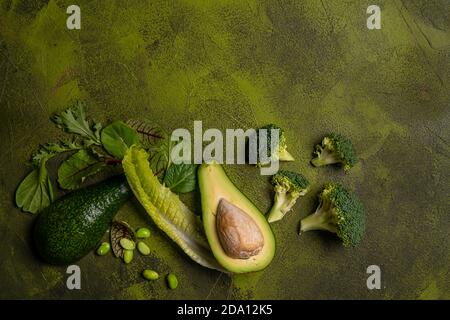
16,102,197,215
263,128,365,247
96,222,179,290
15,102,366,278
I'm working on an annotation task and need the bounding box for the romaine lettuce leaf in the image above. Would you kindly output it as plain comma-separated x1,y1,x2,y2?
122,145,224,272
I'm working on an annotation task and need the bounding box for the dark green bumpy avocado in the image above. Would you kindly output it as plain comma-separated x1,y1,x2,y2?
34,175,132,265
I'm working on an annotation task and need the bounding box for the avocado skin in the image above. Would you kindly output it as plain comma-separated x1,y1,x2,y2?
34,175,132,265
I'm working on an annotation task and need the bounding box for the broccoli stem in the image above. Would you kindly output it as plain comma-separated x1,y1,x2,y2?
310,149,339,167
267,192,287,223
299,206,337,234
278,149,294,161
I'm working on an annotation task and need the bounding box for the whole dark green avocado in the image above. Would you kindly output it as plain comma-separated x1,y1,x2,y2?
34,175,132,264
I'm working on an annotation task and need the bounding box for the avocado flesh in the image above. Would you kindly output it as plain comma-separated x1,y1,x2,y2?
198,163,276,273
34,175,132,265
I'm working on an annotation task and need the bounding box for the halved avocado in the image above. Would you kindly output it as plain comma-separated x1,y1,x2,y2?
198,163,275,273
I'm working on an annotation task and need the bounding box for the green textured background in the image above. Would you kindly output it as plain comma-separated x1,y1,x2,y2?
0,0,449,299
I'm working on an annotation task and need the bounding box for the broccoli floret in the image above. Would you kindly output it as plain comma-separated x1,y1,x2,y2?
310,133,357,171
299,183,365,247
256,124,294,165
267,170,310,223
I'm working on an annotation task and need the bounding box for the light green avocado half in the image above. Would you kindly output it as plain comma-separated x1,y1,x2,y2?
198,163,276,273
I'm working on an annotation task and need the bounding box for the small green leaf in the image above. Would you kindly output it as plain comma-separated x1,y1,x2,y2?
126,120,174,179
57,149,107,190
15,166,54,214
31,138,84,167
126,119,165,148
110,221,135,259
163,163,198,193
148,130,173,178
52,102,102,145
101,121,139,159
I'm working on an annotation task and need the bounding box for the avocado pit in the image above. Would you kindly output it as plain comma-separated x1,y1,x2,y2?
216,198,264,259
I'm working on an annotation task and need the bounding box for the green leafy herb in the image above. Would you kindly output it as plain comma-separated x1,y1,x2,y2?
126,119,170,178
163,163,198,193
100,121,139,159
126,119,165,149
15,165,54,214
88,145,114,161
110,221,135,258
16,139,84,213
52,101,102,145
16,103,114,213
32,139,83,167
57,149,108,190
148,130,173,178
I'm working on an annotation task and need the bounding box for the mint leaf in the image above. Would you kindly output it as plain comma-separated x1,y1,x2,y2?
100,121,139,159
57,149,107,190
163,163,198,193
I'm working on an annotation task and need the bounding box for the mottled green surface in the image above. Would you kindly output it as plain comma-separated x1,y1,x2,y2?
0,0,449,299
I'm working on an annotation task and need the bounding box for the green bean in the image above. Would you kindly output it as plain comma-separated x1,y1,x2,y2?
96,242,110,256
142,269,159,281
136,227,151,239
166,273,178,290
123,249,133,264
120,238,136,250
137,241,150,255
